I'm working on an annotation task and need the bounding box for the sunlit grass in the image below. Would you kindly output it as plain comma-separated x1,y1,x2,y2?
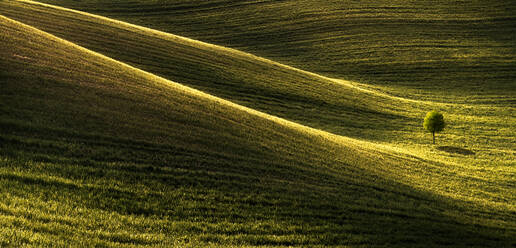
30,0,516,103
1,0,513,160
0,1,515,247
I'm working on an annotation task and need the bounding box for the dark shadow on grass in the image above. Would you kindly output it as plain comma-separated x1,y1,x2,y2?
437,146,475,155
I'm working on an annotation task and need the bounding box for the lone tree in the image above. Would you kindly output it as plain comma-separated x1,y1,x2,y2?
423,110,446,144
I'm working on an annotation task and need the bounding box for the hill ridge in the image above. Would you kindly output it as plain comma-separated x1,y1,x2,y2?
28,0,516,104
0,7,514,247
2,1,514,190
13,0,425,105
2,1,514,177
2,11,513,212
0,13,366,148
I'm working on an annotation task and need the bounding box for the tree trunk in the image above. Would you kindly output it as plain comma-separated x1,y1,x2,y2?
432,131,435,144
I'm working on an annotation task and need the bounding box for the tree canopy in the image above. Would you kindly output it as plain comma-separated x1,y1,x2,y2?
423,111,445,144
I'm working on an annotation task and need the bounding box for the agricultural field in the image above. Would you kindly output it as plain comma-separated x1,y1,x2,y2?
27,0,516,103
0,0,514,247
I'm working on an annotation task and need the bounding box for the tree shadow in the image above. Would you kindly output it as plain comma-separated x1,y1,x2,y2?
437,146,475,155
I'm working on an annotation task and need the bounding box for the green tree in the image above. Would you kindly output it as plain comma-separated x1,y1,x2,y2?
423,111,446,144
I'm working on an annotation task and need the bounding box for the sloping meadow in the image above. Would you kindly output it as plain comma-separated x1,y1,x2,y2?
31,0,516,103
1,15,514,247
1,1,513,188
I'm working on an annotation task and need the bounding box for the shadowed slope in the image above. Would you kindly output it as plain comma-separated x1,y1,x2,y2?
1,0,514,169
0,0,417,144
0,16,514,247
31,0,516,103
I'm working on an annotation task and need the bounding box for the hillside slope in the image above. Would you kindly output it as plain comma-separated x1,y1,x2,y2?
0,15,514,247
0,0,416,143
31,0,516,103
1,0,514,170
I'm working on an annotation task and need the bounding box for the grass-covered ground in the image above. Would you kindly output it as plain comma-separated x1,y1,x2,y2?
28,0,516,103
0,0,514,165
0,0,515,247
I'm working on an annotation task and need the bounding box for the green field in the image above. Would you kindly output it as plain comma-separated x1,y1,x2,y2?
0,0,515,247
26,0,516,103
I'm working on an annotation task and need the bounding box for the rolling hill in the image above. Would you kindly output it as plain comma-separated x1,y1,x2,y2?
0,0,515,247
1,0,514,168
27,0,516,103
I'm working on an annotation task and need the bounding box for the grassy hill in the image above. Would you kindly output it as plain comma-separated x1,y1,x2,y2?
0,0,416,143
1,14,513,247
27,0,516,103
1,0,514,169
0,1,515,247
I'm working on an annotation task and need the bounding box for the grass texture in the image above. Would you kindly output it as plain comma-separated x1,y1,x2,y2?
28,0,516,103
0,0,514,162
0,1,515,247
